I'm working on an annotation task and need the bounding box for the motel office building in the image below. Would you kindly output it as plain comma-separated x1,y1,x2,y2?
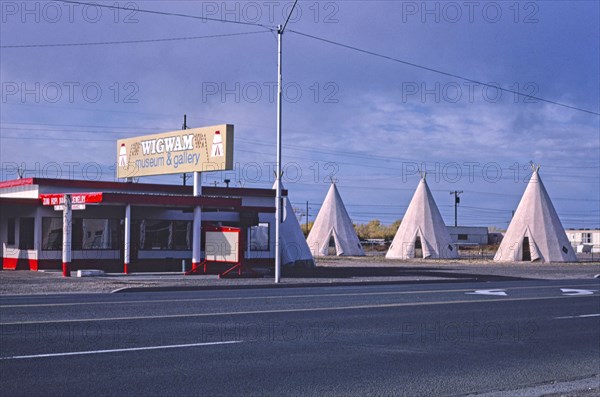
0,177,298,273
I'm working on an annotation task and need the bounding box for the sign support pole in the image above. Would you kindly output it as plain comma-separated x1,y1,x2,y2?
61,194,72,277
192,171,202,271
124,204,131,274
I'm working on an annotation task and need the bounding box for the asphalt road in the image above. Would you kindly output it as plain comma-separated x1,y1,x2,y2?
1,279,599,396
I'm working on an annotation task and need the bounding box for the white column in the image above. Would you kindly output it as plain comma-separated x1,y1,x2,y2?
124,204,131,274
33,208,42,271
192,172,202,270
62,194,72,277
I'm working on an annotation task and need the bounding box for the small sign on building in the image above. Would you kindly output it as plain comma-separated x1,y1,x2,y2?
54,204,86,211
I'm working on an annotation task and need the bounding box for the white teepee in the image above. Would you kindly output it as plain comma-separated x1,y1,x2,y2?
386,175,457,259
494,166,577,263
273,182,315,267
306,183,365,256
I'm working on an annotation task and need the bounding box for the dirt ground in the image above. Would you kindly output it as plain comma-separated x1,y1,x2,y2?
1,257,598,295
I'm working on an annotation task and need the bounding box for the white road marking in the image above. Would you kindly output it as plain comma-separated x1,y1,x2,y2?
2,283,597,308
1,294,596,326
560,288,597,296
555,314,600,320
0,340,243,360
1,288,481,308
466,289,507,296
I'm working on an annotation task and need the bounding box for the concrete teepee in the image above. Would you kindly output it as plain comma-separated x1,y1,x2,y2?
306,183,364,256
274,182,315,267
386,174,457,259
494,165,576,262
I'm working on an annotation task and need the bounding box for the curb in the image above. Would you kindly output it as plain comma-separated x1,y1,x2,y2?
110,275,528,293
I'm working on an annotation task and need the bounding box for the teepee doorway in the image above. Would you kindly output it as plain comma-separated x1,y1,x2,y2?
522,237,531,261
328,235,337,255
414,236,423,258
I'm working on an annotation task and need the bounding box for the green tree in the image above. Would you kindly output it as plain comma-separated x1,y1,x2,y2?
353,219,402,240
302,221,314,238
384,219,402,240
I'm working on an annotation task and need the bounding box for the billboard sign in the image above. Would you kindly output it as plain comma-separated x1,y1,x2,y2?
117,124,233,178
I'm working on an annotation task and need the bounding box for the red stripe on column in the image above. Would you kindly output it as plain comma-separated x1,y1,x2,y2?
3,257,18,270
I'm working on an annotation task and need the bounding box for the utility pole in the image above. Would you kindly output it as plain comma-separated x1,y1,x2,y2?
274,0,298,284
450,190,463,227
274,23,283,284
306,200,309,234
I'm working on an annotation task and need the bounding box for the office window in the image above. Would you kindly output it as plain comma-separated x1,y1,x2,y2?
249,222,270,252
138,220,192,251
173,221,192,250
6,218,15,245
42,218,62,250
458,234,468,241
43,218,119,250
582,233,592,244
140,220,172,249
81,219,118,249
19,218,35,250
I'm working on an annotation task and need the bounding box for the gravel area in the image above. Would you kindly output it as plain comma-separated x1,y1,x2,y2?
469,375,600,397
317,256,600,280
0,258,598,295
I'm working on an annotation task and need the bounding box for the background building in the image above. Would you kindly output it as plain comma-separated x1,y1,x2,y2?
565,229,600,253
446,226,489,246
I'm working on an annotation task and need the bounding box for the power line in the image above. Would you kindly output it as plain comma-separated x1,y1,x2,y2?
3,121,598,170
5,3,595,118
2,120,598,171
281,0,299,33
0,127,152,135
288,30,600,117
1,31,270,49
1,135,113,142
61,0,275,29
1,121,163,131
3,129,597,182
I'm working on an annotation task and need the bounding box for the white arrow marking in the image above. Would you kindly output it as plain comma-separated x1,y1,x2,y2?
466,289,507,296
560,289,597,296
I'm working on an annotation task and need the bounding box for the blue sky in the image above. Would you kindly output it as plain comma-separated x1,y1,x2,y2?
1,0,599,229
